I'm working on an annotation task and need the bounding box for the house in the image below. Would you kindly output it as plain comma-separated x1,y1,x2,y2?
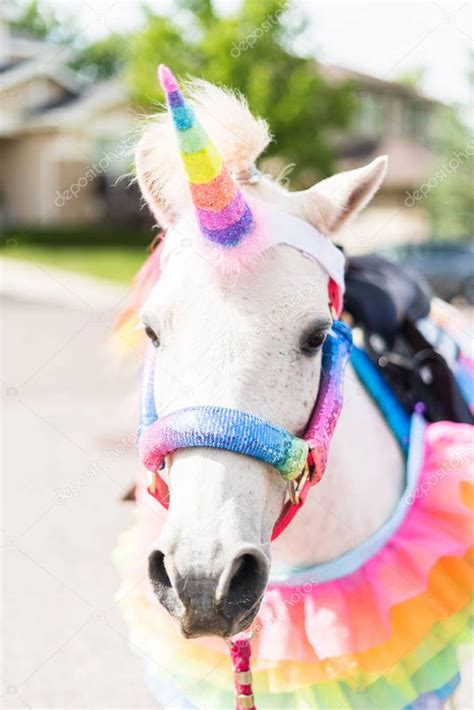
0,15,439,249
319,64,438,251
0,14,139,228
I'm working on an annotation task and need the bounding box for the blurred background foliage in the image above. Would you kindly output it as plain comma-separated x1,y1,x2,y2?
424,105,474,238
4,0,473,285
10,0,75,42
396,59,473,238
126,0,357,180
12,0,356,180
11,0,472,195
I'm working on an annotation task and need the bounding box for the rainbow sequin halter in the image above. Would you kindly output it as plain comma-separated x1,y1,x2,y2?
139,319,352,540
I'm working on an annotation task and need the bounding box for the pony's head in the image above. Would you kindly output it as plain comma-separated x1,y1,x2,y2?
130,66,386,638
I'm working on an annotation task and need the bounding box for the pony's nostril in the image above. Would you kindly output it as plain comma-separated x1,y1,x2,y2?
148,550,172,591
224,553,266,620
148,549,184,618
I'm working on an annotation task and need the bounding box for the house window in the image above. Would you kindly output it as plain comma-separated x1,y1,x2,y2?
405,102,426,140
357,94,383,136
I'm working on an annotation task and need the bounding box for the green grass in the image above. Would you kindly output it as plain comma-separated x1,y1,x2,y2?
0,245,148,283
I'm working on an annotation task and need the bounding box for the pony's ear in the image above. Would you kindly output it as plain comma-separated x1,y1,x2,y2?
297,156,388,235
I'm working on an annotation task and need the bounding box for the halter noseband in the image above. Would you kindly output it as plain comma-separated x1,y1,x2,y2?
138,320,352,540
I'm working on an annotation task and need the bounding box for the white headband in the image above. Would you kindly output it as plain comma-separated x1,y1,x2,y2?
264,209,345,291
162,208,346,292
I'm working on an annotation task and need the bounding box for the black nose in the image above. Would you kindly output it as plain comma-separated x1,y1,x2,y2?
148,547,268,638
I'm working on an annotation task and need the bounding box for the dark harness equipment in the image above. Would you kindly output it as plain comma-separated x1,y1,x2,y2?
344,254,473,425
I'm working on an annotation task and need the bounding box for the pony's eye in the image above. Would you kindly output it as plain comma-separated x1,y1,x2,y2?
300,329,327,355
144,325,160,348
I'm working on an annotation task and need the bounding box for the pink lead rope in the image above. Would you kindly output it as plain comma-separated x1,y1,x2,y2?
229,633,256,710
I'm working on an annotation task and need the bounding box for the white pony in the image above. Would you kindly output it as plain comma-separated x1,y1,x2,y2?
115,66,472,709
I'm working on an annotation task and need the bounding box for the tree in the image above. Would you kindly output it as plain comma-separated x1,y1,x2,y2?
127,0,355,183
9,0,121,79
395,67,427,90
71,35,126,82
10,0,78,44
424,105,473,238
424,51,473,238
395,59,473,239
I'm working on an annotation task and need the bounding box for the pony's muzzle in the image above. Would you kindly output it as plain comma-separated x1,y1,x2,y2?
148,545,269,638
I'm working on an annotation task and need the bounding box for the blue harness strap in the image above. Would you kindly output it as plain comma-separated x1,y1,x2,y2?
350,345,411,452
270,346,421,585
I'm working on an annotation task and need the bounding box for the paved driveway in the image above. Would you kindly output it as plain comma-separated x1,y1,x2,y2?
2,259,156,709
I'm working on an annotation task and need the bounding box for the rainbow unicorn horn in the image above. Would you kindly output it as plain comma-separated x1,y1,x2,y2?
158,64,255,248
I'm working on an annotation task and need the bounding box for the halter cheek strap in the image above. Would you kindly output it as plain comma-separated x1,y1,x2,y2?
138,320,352,540
271,320,352,538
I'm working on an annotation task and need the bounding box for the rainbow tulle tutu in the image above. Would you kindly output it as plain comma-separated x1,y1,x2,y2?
114,414,473,709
